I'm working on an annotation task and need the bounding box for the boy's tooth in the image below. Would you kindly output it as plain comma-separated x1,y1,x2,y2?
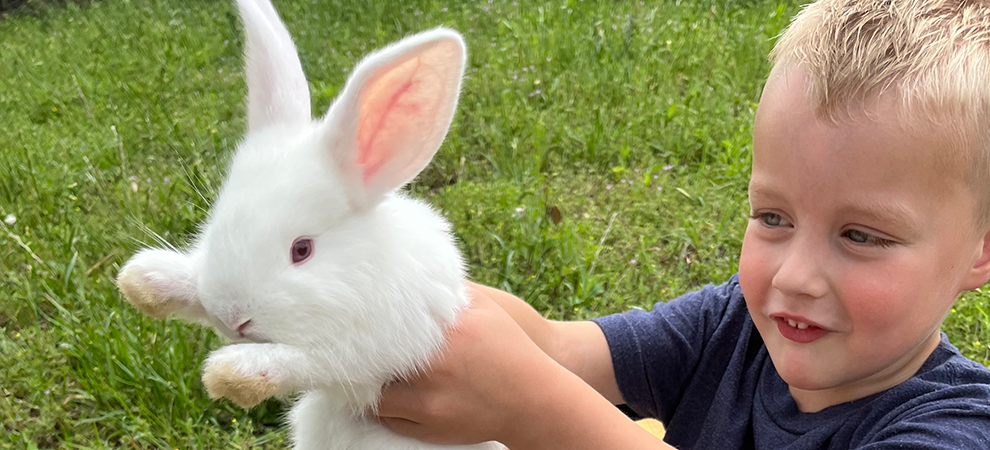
783,318,814,330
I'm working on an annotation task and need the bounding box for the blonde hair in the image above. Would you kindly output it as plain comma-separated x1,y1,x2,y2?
770,0,990,227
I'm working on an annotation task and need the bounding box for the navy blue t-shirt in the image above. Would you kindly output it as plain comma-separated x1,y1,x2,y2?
591,275,990,449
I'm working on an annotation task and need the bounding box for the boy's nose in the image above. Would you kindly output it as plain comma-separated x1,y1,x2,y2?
770,236,828,299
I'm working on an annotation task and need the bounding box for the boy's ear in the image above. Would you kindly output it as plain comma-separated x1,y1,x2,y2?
962,228,990,291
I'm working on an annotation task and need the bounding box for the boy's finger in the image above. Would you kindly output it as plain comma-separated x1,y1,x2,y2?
464,286,501,313
377,416,429,439
376,415,419,430
375,380,420,419
464,283,488,306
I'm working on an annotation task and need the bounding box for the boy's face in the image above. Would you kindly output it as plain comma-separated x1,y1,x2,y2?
738,65,990,412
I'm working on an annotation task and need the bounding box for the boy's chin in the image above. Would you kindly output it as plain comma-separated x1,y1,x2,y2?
773,365,853,412
777,368,837,392
773,361,828,389
765,346,845,392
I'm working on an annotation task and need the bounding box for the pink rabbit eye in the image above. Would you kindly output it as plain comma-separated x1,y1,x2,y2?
291,238,314,264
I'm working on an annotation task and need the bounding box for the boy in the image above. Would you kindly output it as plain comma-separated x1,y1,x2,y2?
375,0,990,448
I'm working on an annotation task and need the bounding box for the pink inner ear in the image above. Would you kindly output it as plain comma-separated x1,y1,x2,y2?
355,55,445,183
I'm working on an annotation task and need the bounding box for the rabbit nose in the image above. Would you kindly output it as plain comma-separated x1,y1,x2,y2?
236,319,252,336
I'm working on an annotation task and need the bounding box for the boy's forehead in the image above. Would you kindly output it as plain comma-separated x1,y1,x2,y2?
752,63,975,202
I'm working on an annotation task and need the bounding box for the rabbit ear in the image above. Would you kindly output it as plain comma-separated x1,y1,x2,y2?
236,0,312,131
322,28,466,210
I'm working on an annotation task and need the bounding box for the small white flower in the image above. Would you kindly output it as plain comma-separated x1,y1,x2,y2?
3,214,15,225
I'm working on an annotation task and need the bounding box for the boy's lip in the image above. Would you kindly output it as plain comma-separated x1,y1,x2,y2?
769,313,830,343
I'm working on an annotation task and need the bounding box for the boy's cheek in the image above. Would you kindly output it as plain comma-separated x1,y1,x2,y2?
738,227,773,305
836,284,901,339
835,262,937,327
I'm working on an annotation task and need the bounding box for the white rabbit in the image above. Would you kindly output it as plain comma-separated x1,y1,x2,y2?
116,0,504,449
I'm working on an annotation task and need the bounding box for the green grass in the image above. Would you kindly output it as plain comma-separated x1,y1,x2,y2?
1,0,987,448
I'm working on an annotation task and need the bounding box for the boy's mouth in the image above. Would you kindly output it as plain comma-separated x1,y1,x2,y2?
771,314,829,344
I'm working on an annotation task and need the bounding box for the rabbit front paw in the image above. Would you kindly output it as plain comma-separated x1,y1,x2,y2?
202,362,279,408
201,345,283,408
116,248,200,319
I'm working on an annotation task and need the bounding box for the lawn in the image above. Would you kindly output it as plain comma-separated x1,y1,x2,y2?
1,0,988,448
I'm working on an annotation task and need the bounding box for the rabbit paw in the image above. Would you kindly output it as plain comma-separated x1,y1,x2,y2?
202,346,281,408
116,249,198,319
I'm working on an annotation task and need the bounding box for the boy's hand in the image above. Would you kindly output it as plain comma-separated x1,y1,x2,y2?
375,286,565,446
374,286,673,450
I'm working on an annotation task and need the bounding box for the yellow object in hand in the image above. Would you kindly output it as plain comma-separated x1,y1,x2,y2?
636,418,666,439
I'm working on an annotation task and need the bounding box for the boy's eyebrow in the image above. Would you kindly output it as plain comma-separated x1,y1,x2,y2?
746,183,783,203
838,199,919,232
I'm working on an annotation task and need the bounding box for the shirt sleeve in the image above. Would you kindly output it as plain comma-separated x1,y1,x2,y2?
590,275,748,422
857,389,990,449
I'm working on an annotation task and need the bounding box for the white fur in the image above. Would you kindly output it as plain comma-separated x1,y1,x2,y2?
116,0,503,448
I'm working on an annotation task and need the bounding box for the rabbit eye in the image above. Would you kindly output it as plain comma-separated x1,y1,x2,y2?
290,238,314,264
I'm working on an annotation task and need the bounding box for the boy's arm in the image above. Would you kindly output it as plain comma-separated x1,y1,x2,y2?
467,282,624,405
495,361,670,450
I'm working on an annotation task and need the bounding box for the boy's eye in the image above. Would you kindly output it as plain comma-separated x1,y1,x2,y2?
750,212,789,227
843,229,894,248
